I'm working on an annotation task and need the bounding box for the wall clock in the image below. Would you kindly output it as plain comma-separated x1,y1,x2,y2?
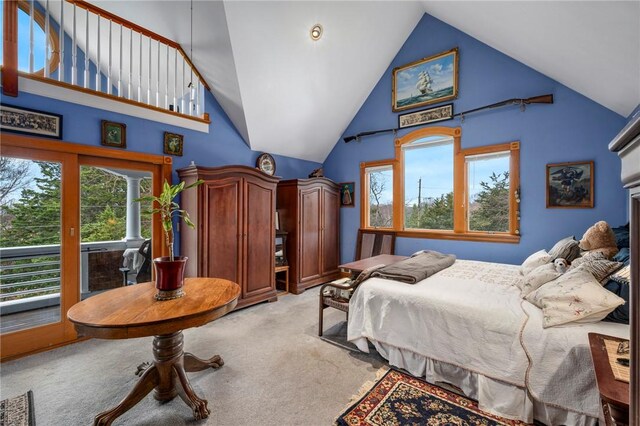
256,153,276,176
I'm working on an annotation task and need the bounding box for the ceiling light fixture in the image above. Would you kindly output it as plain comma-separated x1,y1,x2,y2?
310,24,323,41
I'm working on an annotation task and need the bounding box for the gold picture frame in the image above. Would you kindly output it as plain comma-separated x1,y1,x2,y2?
392,48,459,112
163,132,184,156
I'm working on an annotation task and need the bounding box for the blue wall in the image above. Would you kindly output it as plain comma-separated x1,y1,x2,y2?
7,90,320,180
323,13,628,265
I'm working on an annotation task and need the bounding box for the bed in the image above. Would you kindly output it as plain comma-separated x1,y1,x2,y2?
347,259,630,425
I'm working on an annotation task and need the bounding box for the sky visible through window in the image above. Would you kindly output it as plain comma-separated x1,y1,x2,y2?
0,6,48,71
403,137,453,205
467,153,510,201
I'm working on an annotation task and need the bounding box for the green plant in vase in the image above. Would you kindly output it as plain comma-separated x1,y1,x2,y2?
136,179,203,300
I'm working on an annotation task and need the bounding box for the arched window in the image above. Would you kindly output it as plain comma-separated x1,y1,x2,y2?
0,0,59,75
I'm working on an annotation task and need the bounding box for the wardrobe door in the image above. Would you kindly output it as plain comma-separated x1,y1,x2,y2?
321,187,340,276
202,178,243,285
244,179,275,299
299,186,322,283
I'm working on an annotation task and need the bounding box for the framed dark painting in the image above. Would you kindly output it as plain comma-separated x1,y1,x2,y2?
163,132,184,156
340,182,355,207
101,121,126,148
546,161,594,208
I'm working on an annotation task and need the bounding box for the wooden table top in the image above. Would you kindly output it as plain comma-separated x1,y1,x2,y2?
588,332,630,409
67,278,240,340
339,254,409,274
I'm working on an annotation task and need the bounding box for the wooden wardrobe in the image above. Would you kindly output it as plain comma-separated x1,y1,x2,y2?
178,165,279,308
277,178,341,294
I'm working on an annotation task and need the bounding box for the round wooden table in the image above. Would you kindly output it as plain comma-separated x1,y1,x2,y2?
67,277,240,426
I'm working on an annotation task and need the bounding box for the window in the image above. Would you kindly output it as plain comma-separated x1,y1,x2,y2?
360,127,520,243
403,136,454,231
0,1,60,74
466,151,511,233
360,160,394,228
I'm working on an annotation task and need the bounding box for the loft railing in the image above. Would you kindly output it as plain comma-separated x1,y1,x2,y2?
1,0,209,122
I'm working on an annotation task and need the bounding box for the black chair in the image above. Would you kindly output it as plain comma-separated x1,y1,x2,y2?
120,240,152,285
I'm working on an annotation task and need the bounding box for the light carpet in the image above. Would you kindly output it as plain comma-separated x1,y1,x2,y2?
0,289,385,425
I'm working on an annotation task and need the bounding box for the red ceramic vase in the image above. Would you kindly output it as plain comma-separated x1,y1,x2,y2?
153,256,188,300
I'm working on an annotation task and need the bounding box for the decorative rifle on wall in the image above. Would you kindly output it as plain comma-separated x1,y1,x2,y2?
343,94,553,143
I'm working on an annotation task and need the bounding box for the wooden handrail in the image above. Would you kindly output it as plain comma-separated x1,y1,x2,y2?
2,0,19,97
66,0,210,91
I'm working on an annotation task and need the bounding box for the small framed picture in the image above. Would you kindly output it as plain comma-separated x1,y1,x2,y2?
0,103,63,139
340,182,355,207
163,132,184,156
101,121,126,148
398,103,454,129
546,161,594,208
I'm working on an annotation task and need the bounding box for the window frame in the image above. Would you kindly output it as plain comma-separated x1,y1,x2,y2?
359,126,520,243
360,159,396,230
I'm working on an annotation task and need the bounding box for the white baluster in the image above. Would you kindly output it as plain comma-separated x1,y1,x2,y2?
95,16,101,91
147,37,152,105
156,40,160,107
173,48,177,111
138,34,142,102
128,28,133,100
107,19,112,95
181,56,185,114
59,0,64,82
118,24,123,96
71,4,77,85
195,79,200,117
29,0,34,73
165,45,169,109
44,0,50,78
84,9,89,88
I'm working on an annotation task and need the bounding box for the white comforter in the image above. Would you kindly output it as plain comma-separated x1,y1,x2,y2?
347,259,630,420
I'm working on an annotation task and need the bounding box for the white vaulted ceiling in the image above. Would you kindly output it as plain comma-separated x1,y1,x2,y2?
80,1,640,162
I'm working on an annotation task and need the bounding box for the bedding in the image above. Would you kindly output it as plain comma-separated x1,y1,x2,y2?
362,250,456,284
520,250,551,275
347,259,630,425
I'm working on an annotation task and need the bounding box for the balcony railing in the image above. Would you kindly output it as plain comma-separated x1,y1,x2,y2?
2,0,210,122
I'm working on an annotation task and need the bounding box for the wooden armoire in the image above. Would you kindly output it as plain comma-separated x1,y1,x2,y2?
177,165,279,308
277,178,341,294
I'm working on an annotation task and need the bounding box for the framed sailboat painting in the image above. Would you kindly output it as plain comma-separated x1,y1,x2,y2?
392,48,459,112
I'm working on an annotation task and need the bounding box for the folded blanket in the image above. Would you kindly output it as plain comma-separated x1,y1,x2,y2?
356,250,456,284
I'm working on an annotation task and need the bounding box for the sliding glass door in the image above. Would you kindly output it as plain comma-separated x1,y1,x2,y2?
0,146,79,357
0,135,170,360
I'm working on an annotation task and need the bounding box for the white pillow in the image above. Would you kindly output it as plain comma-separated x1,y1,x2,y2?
526,265,625,328
520,263,561,298
520,250,552,276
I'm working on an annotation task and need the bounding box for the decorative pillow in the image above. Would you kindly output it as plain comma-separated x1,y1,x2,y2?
520,250,552,276
604,278,630,324
611,224,630,249
548,236,581,262
569,257,623,283
520,263,561,298
526,266,625,328
610,265,631,285
613,247,630,265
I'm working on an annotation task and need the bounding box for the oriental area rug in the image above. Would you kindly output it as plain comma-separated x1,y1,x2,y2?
335,369,529,426
0,390,35,426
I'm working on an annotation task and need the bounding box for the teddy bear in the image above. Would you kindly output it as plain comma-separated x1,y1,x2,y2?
578,220,619,259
